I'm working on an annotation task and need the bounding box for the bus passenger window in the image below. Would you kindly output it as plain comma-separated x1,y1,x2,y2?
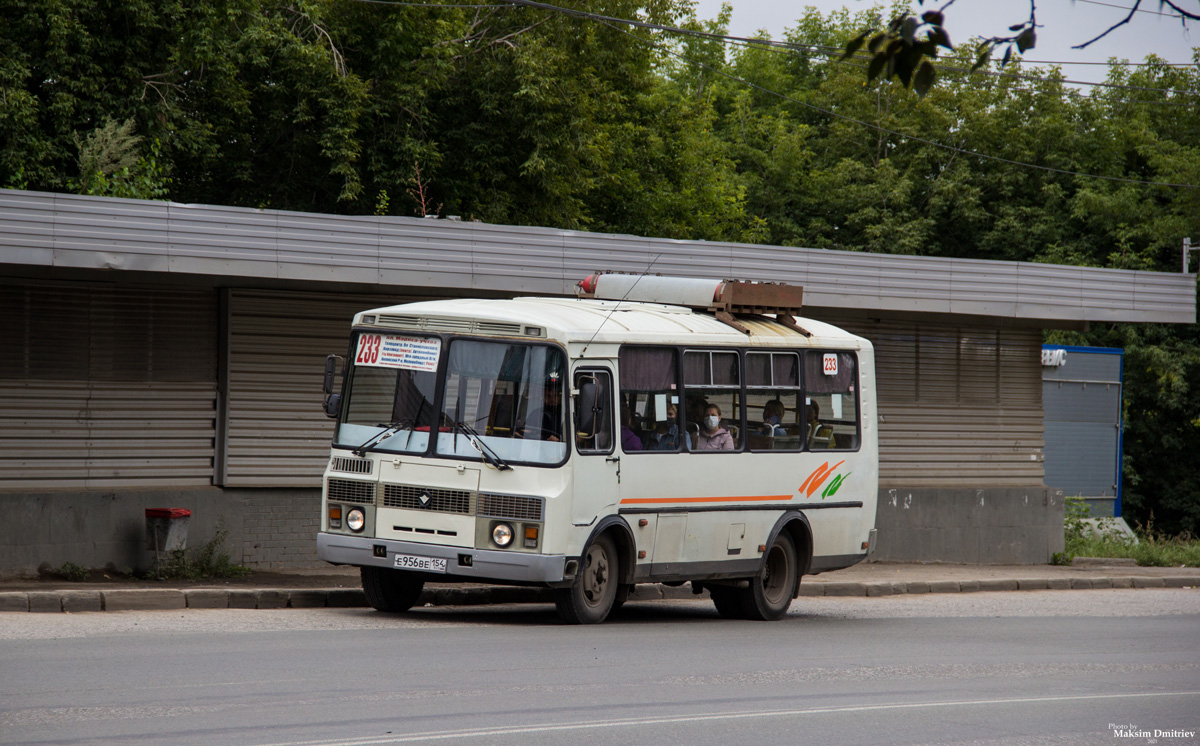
617,347,680,452
804,351,860,451
746,352,802,451
574,370,613,454
684,350,742,451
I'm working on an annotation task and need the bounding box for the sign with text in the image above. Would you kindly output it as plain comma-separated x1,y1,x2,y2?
355,334,441,372
822,353,838,376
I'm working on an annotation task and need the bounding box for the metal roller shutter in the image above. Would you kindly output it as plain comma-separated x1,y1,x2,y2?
223,289,405,487
0,280,218,489
837,319,1044,487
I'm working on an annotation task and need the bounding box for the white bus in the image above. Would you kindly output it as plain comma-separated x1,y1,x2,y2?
317,275,877,623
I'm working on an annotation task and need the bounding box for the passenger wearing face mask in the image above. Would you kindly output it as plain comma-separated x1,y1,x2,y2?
649,402,691,451
695,403,734,450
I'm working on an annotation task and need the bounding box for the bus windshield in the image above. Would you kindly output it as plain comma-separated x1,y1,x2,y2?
334,333,441,455
437,339,567,466
334,333,567,465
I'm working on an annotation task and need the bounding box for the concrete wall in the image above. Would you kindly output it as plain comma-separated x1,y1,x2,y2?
240,489,323,569
871,486,1066,564
0,488,323,578
2,484,1066,577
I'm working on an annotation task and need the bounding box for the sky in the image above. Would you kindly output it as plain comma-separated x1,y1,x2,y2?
691,0,1198,85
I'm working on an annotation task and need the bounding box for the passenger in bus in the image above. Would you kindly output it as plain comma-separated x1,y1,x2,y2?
649,402,690,450
758,399,787,437
695,403,734,450
518,374,563,442
807,400,836,448
620,404,643,451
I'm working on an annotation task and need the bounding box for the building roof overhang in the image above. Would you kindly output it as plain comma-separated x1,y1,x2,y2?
1,189,1194,326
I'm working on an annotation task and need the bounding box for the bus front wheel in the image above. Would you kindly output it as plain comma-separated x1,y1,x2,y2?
361,566,425,612
554,534,619,624
739,531,798,621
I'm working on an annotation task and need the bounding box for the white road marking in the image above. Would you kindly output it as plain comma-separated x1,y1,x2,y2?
250,690,1200,746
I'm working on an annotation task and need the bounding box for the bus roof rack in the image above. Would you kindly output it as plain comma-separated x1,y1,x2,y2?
576,273,811,337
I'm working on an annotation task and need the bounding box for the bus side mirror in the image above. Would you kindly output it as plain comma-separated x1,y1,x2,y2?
323,355,344,418
575,380,603,437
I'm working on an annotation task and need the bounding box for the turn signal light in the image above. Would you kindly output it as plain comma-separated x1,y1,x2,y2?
524,526,539,548
329,506,342,529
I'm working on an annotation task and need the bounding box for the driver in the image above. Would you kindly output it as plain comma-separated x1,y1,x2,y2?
539,376,563,442
518,372,563,442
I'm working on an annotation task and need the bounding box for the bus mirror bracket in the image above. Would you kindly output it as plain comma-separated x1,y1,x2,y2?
323,354,344,418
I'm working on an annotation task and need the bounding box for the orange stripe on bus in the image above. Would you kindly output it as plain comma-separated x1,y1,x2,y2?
619,495,793,505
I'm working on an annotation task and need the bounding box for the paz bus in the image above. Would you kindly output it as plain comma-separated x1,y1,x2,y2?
317,274,877,624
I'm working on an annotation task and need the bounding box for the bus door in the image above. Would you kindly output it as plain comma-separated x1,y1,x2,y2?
570,366,618,524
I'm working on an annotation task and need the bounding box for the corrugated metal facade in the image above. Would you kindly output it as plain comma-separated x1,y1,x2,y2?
0,280,217,488
1,189,1193,325
223,289,403,487
837,318,1044,487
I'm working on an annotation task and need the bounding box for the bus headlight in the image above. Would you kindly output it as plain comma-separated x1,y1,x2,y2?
347,508,365,532
492,522,514,547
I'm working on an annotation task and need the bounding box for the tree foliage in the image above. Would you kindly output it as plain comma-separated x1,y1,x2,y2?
1,1,1198,532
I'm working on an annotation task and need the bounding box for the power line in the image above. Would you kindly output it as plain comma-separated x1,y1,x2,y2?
716,33,1198,99
349,0,1196,87
348,0,510,6
495,0,1196,94
1075,0,1189,18
572,15,1200,189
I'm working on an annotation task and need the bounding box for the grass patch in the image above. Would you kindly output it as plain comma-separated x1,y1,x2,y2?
43,561,90,582
1056,495,1200,567
152,522,251,580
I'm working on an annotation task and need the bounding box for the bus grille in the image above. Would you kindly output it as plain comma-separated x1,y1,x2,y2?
330,457,372,475
327,478,377,505
383,484,474,515
478,493,544,522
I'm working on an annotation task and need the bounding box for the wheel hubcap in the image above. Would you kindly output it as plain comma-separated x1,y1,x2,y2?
762,544,789,605
583,545,609,605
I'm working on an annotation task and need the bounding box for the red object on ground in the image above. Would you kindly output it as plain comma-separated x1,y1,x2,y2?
145,508,192,519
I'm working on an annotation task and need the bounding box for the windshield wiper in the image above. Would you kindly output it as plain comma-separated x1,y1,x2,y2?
450,420,512,471
351,418,414,457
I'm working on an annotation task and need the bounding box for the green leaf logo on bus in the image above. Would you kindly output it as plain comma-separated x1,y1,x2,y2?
799,460,850,500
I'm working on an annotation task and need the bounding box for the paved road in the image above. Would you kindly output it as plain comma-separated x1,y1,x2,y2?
2,590,1198,746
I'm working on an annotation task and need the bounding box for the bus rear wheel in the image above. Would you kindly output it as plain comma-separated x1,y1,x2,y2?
709,586,745,619
361,566,425,612
738,531,798,621
554,534,618,624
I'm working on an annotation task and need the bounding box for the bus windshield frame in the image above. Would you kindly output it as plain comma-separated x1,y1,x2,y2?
332,331,568,467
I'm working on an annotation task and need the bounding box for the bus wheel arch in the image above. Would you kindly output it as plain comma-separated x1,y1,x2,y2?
771,512,813,595
746,512,812,619
555,531,622,624
583,515,637,587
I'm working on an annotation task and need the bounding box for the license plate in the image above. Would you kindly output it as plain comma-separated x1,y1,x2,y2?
394,553,447,573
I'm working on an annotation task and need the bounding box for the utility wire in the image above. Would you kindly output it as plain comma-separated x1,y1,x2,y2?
582,16,1200,189
348,0,1197,89
493,0,1196,94
1076,0,1189,18
349,0,509,6
716,32,1198,98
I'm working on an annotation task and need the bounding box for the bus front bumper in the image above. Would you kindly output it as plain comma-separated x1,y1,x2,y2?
317,532,572,586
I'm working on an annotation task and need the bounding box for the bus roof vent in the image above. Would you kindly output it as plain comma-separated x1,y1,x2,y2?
576,273,810,337
375,314,523,336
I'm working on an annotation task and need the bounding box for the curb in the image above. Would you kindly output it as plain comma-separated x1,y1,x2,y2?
0,576,1196,613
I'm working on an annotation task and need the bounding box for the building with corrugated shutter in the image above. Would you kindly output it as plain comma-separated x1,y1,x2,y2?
0,188,1194,573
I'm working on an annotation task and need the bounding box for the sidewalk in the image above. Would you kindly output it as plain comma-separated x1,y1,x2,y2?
1,560,1197,613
